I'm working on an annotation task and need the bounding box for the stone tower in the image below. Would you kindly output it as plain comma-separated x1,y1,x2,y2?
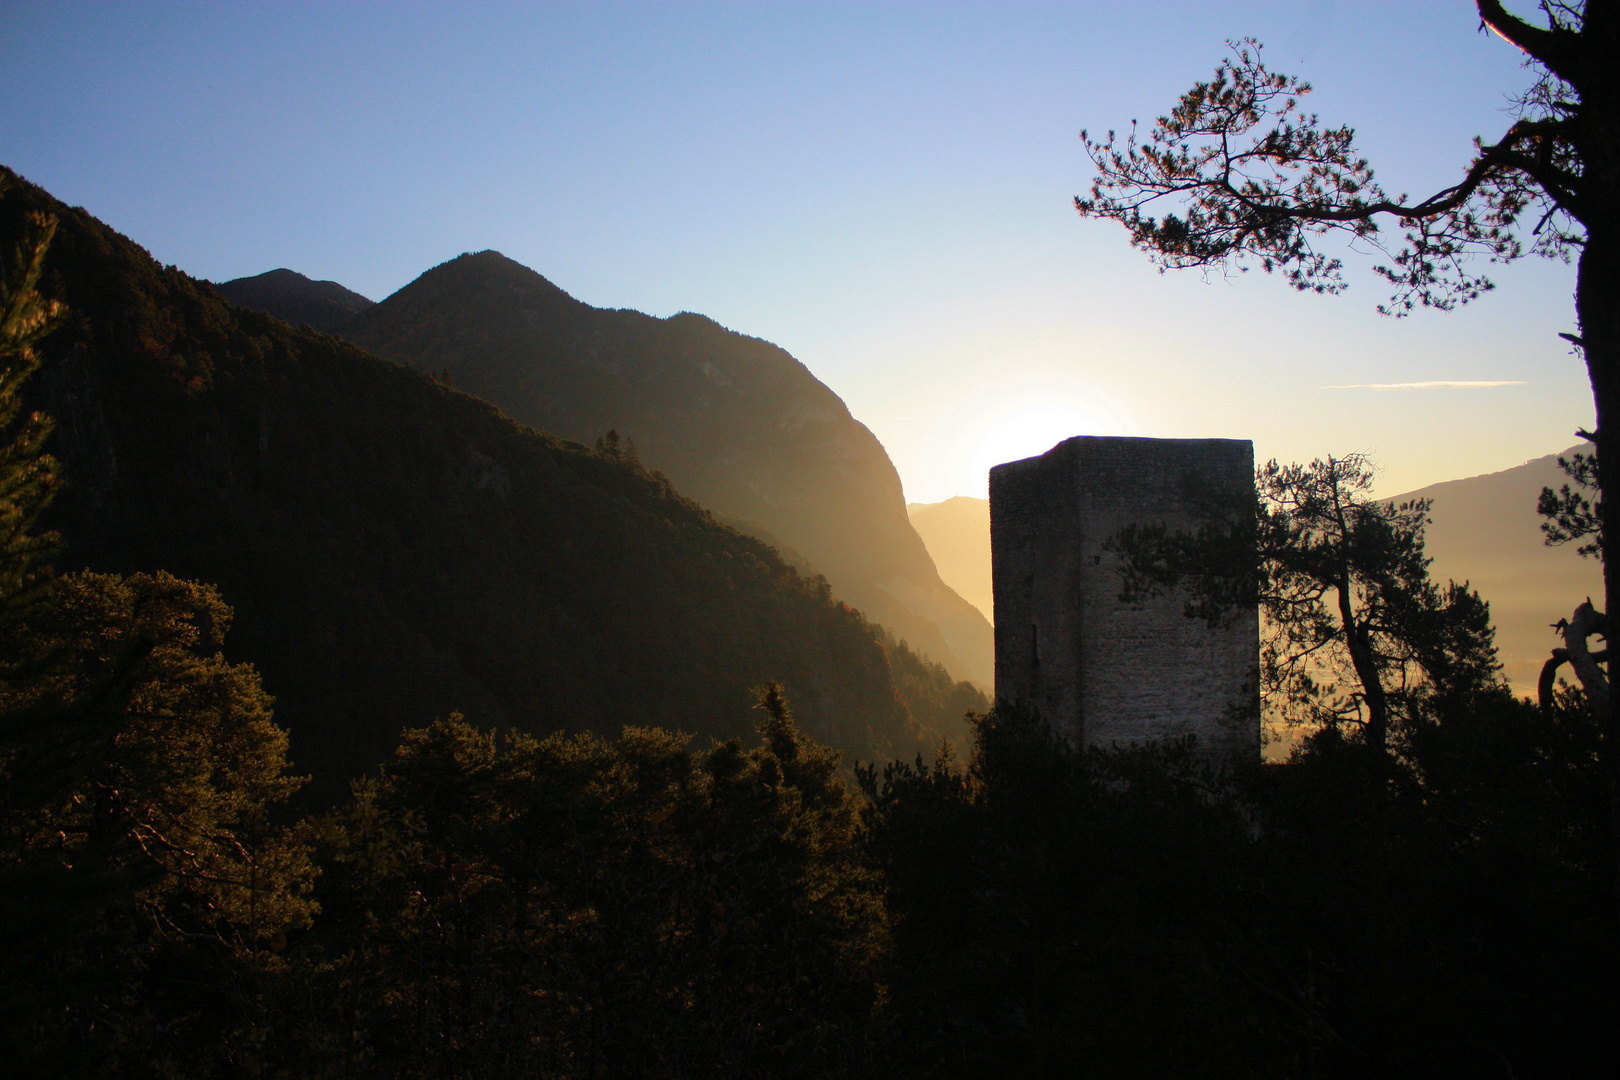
990,435,1258,756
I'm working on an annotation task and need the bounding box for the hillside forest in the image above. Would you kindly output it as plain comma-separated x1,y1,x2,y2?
2,163,1617,1078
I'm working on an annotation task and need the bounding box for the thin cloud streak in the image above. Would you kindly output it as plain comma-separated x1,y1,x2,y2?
1321,380,1527,390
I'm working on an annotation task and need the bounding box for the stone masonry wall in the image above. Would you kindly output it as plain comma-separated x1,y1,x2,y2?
990,436,1258,757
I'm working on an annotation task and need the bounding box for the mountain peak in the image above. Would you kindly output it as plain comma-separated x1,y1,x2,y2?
212,267,374,332
342,258,995,686
406,250,581,306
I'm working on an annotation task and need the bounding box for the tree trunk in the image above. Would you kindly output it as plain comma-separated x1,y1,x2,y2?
1335,574,1388,754
1578,224,1620,903
1549,601,1610,713
1325,461,1390,754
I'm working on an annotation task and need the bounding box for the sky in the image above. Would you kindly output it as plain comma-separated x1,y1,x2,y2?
0,1,1590,504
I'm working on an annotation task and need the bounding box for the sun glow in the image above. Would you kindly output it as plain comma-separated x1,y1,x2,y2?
920,378,1138,500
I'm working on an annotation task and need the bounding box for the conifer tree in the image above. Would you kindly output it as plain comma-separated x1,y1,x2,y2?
0,197,314,1073
1108,455,1500,755
0,183,61,616
0,571,316,1075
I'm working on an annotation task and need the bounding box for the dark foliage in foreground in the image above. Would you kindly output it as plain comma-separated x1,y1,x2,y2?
0,572,315,1078
864,699,1617,1079
277,688,883,1079
7,674,1613,1078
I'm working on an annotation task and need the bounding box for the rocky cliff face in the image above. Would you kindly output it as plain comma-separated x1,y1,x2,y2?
908,496,993,622
340,251,993,685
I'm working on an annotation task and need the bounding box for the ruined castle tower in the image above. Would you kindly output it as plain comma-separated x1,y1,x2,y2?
990,436,1258,756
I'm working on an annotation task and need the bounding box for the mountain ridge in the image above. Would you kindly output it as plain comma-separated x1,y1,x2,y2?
1390,444,1601,692
2,166,981,802
337,249,994,686
212,267,375,332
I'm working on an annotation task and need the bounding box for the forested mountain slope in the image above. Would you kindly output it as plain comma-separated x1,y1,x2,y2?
2,167,975,801
337,251,994,686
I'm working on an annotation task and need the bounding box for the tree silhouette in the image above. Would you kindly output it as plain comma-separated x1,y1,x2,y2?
1108,455,1500,755
1076,0,1620,865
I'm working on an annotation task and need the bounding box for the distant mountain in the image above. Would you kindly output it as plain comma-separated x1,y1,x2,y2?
3,167,981,802
904,452,1601,697
907,496,992,621
1389,446,1602,695
338,250,993,686
212,267,374,332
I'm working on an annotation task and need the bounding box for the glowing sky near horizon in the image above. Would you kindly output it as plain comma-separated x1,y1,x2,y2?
0,1,1590,504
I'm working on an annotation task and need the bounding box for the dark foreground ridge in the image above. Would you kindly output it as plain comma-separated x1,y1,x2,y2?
2,166,977,801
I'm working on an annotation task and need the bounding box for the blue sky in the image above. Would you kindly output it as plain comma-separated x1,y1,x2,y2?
1,1,1589,502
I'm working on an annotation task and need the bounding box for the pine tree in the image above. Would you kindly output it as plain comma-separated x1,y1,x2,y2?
0,183,61,616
